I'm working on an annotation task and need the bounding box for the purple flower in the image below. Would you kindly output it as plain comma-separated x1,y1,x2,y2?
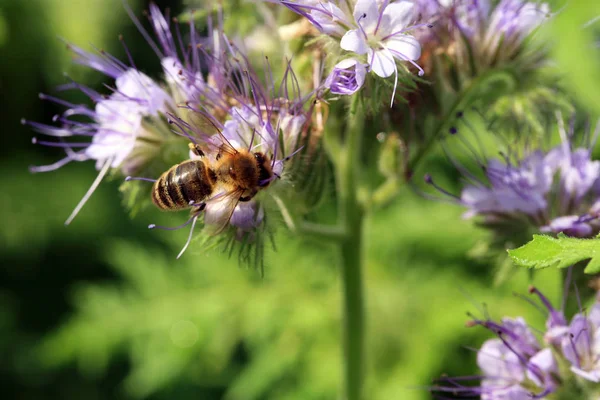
325,58,368,95
426,115,600,238
460,151,553,218
483,0,550,54
559,297,600,383
24,5,204,224
527,286,568,346
432,314,558,398
532,287,600,383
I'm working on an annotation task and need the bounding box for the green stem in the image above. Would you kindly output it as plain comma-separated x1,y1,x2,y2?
407,69,516,174
337,96,365,400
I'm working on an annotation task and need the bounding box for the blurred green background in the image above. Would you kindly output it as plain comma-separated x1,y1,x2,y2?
0,0,596,399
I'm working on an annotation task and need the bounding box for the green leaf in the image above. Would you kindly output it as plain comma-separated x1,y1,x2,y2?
508,234,600,274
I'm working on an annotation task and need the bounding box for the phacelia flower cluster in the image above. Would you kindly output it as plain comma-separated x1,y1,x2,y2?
432,286,600,399
24,4,315,256
278,0,425,97
426,115,600,239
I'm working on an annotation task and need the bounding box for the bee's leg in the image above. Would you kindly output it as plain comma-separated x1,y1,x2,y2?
190,202,206,212
239,189,257,202
188,143,205,157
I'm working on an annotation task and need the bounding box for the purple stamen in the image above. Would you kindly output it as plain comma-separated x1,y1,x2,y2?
149,216,196,231
373,0,390,36
424,174,462,200
29,154,82,173
529,286,556,312
123,1,163,60
381,22,433,41
356,13,370,40
125,176,156,183
65,157,113,225
176,215,199,259
32,138,90,148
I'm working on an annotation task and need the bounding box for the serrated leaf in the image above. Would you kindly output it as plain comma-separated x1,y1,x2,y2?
508,235,600,274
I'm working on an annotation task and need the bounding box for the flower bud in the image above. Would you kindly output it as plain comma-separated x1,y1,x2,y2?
325,58,367,96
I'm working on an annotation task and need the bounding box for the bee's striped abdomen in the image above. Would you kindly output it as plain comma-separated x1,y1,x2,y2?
152,160,215,210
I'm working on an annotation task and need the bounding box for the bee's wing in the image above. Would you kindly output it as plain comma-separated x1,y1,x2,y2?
202,188,243,235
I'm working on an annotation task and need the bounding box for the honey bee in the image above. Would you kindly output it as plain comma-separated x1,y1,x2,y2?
151,140,274,233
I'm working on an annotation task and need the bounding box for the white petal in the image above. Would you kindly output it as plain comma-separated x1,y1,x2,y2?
115,69,170,115
355,62,368,86
310,2,347,36
353,0,380,33
385,35,421,61
382,0,415,31
334,58,359,69
340,29,369,54
368,48,396,78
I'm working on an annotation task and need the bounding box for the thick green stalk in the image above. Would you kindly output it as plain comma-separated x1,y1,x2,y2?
337,96,365,400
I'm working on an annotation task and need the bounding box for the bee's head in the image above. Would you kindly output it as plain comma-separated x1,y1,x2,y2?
254,152,274,188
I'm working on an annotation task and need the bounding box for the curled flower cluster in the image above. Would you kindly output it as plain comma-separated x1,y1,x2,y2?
426,115,600,239
414,0,550,73
432,286,600,399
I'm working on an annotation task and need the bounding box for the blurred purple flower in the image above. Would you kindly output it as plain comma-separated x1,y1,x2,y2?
483,0,550,54
325,58,368,95
432,314,558,398
426,115,600,238
559,296,600,383
431,286,600,398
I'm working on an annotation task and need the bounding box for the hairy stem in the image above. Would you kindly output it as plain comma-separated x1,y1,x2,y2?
337,95,365,400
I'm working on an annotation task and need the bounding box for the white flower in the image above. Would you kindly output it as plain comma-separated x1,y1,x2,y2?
340,0,421,78
86,69,171,170
280,0,423,99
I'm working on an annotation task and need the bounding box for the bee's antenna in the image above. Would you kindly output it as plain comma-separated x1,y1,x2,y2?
125,176,157,183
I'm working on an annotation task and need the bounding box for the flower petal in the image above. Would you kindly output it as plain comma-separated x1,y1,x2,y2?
382,0,415,31
352,0,379,33
310,2,348,36
340,29,368,54
385,35,421,61
368,48,396,78
477,339,525,381
526,348,556,387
